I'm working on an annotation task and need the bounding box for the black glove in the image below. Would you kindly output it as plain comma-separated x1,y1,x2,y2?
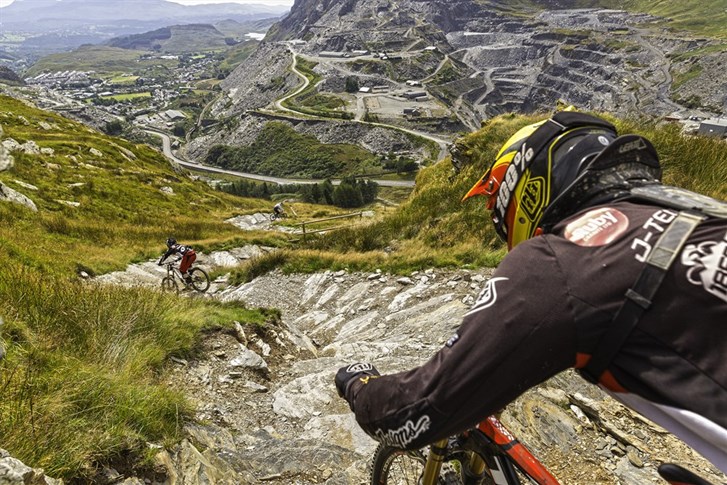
335,363,380,409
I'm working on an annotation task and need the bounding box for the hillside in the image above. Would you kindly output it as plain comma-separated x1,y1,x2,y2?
106,24,231,54
632,0,727,38
528,0,727,38
0,93,305,480
0,66,24,86
0,94,276,275
23,45,178,78
0,0,287,74
202,0,726,169
2,105,726,484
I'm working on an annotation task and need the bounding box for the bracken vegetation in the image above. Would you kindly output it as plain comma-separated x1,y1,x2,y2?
232,110,727,281
204,121,380,178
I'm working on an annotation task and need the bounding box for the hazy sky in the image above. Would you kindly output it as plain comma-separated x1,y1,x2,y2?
0,0,293,7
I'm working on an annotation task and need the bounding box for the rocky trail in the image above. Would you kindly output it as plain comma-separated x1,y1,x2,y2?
5,215,727,485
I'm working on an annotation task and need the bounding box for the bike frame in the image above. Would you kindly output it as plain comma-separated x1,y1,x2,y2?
164,259,197,288
422,415,560,485
165,262,185,283
413,414,717,485
475,416,560,484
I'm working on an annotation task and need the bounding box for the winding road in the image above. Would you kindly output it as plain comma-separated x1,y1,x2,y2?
145,129,416,188
279,44,452,161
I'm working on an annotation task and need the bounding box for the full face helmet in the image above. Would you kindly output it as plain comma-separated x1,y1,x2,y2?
462,111,661,249
166,237,177,248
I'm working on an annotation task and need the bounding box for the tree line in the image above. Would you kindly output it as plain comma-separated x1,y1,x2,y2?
219,177,379,209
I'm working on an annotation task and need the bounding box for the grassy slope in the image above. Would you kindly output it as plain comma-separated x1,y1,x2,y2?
0,96,273,276
238,111,727,280
508,0,727,38
475,0,727,39
207,121,379,178
160,25,230,54
24,45,178,77
0,94,287,479
622,0,727,38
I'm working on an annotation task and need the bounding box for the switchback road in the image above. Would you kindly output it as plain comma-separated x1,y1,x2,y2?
145,129,416,188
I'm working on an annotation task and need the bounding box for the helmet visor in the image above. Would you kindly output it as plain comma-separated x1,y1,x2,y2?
462,154,511,209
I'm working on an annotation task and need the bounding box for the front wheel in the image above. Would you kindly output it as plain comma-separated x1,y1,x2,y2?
161,276,178,293
270,213,278,221
369,444,466,485
188,267,210,293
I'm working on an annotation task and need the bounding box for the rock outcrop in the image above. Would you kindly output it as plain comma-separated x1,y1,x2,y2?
89,257,727,484
0,181,38,211
0,449,62,485
244,1,726,121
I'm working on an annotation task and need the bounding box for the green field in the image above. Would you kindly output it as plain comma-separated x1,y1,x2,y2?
205,121,380,179
479,0,727,38
625,0,727,38
108,74,140,85
101,91,152,101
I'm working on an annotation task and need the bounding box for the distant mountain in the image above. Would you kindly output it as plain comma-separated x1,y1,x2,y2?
0,0,288,65
106,24,230,53
0,66,24,86
0,0,288,30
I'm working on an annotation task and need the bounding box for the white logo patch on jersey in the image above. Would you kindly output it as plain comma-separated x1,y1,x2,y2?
346,363,374,373
565,207,629,247
465,277,508,317
374,415,431,448
681,233,727,303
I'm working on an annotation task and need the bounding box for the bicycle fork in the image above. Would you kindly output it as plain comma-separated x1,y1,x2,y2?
421,439,449,484
421,438,488,485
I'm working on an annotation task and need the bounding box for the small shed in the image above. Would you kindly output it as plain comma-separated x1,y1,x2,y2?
404,91,427,99
698,119,727,138
319,51,347,58
164,110,187,121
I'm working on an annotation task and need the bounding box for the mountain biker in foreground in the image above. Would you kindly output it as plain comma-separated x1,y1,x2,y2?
273,201,285,217
158,237,196,283
335,110,727,474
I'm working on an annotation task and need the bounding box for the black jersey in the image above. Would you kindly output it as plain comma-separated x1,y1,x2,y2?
345,201,727,473
159,243,194,263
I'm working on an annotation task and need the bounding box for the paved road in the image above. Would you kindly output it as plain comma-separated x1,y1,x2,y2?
145,129,416,188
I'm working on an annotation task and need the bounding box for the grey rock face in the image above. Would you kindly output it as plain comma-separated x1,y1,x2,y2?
0,449,62,485
83,257,727,484
162,267,726,485
234,0,726,129
0,181,38,211
0,126,13,171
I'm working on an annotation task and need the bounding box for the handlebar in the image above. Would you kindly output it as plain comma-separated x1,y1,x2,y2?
163,257,182,266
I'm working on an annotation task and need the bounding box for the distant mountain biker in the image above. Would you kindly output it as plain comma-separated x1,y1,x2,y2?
273,201,285,217
335,110,727,474
158,237,196,282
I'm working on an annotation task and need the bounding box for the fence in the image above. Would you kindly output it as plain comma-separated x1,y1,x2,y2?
293,212,364,241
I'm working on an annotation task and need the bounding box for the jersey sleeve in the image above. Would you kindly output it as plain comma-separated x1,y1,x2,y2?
346,238,578,449
159,247,173,263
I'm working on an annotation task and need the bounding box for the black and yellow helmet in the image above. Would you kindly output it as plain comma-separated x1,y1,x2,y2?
463,111,661,249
